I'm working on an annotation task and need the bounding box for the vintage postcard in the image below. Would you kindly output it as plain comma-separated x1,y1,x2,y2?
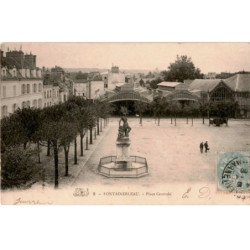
1,43,250,205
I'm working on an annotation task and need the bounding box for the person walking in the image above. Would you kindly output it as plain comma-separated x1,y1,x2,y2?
204,141,209,153
200,142,204,153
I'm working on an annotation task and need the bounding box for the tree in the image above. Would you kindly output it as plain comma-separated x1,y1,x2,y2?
59,121,78,176
134,101,149,125
1,147,37,189
199,101,209,124
169,101,182,126
209,101,239,121
149,77,162,89
139,79,145,87
182,105,192,124
95,100,113,136
215,72,234,79
75,71,88,80
162,55,204,82
188,102,200,126
2,108,43,163
65,97,89,157
1,113,27,152
40,104,68,188
150,96,168,125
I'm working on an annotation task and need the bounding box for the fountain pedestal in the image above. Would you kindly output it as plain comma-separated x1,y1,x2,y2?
116,137,131,170
98,116,148,178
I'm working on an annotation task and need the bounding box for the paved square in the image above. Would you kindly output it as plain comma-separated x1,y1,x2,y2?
74,118,250,187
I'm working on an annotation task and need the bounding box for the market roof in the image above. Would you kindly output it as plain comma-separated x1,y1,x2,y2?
165,90,199,101
157,81,181,87
224,73,250,92
188,79,222,92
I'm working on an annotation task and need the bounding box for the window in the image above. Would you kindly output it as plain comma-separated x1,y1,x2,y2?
22,101,26,109
38,83,42,92
38,99,42,108
27,84,30,94
211,87,233,102
44,103,47,108
47,91,49,98
2,86,6,98
12,103,17,112
13,85,16,96
50,90,52,98
27,101,30,107
33,84,37,93
44,91,46,98
21,84,26,94
1,105,8,117
33,100,37,108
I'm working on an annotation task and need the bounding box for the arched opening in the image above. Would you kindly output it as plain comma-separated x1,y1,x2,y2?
111,100,138,116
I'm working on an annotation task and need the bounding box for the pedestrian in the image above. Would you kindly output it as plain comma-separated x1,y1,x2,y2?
199,142,204,153
204,141,209,153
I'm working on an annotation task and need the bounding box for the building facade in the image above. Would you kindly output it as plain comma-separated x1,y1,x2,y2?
86,81,105,99
73,80,88,98
224,74,250,117
1,49,73,118
43,85,60,107
189,74,250,118
73,80,105,100
101,66,125,90
1,67,43,118
4,50,37,70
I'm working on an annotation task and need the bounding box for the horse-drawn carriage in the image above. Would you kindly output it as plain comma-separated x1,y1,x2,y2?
209,117,228,126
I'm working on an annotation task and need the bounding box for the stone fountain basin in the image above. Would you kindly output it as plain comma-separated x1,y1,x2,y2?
98,156,149,178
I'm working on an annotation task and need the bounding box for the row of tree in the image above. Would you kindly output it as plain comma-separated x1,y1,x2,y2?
1,97,112,189
133,97,239,126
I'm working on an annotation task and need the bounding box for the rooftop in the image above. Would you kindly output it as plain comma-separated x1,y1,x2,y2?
188,79,222,92
188,74,250,92
224,73,250,92
157,81,181,87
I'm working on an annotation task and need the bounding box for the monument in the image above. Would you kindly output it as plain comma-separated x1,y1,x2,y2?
98,116,148,178
116,116,132,170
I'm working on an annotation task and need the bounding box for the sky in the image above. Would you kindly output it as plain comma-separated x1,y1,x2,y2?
1,43,250,74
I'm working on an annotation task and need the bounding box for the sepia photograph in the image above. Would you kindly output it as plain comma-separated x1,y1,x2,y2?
1,1,250,250
1,42,250,205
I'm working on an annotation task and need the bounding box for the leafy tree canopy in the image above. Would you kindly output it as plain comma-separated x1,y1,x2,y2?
162,55,204,82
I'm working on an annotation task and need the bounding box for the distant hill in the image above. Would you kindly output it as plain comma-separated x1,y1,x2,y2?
64,68,108,73
64,68,151,75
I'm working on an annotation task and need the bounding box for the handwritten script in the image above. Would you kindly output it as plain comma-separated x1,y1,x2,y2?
181,186,211,199
13,197,52,205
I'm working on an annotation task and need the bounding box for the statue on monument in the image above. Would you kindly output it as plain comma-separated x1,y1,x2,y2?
117,116,131,140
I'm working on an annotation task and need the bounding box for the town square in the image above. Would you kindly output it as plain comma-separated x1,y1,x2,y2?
1,43,250,202
1,3,250,250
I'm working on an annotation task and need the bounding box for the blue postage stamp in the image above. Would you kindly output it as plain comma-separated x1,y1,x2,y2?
217,152,250,193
